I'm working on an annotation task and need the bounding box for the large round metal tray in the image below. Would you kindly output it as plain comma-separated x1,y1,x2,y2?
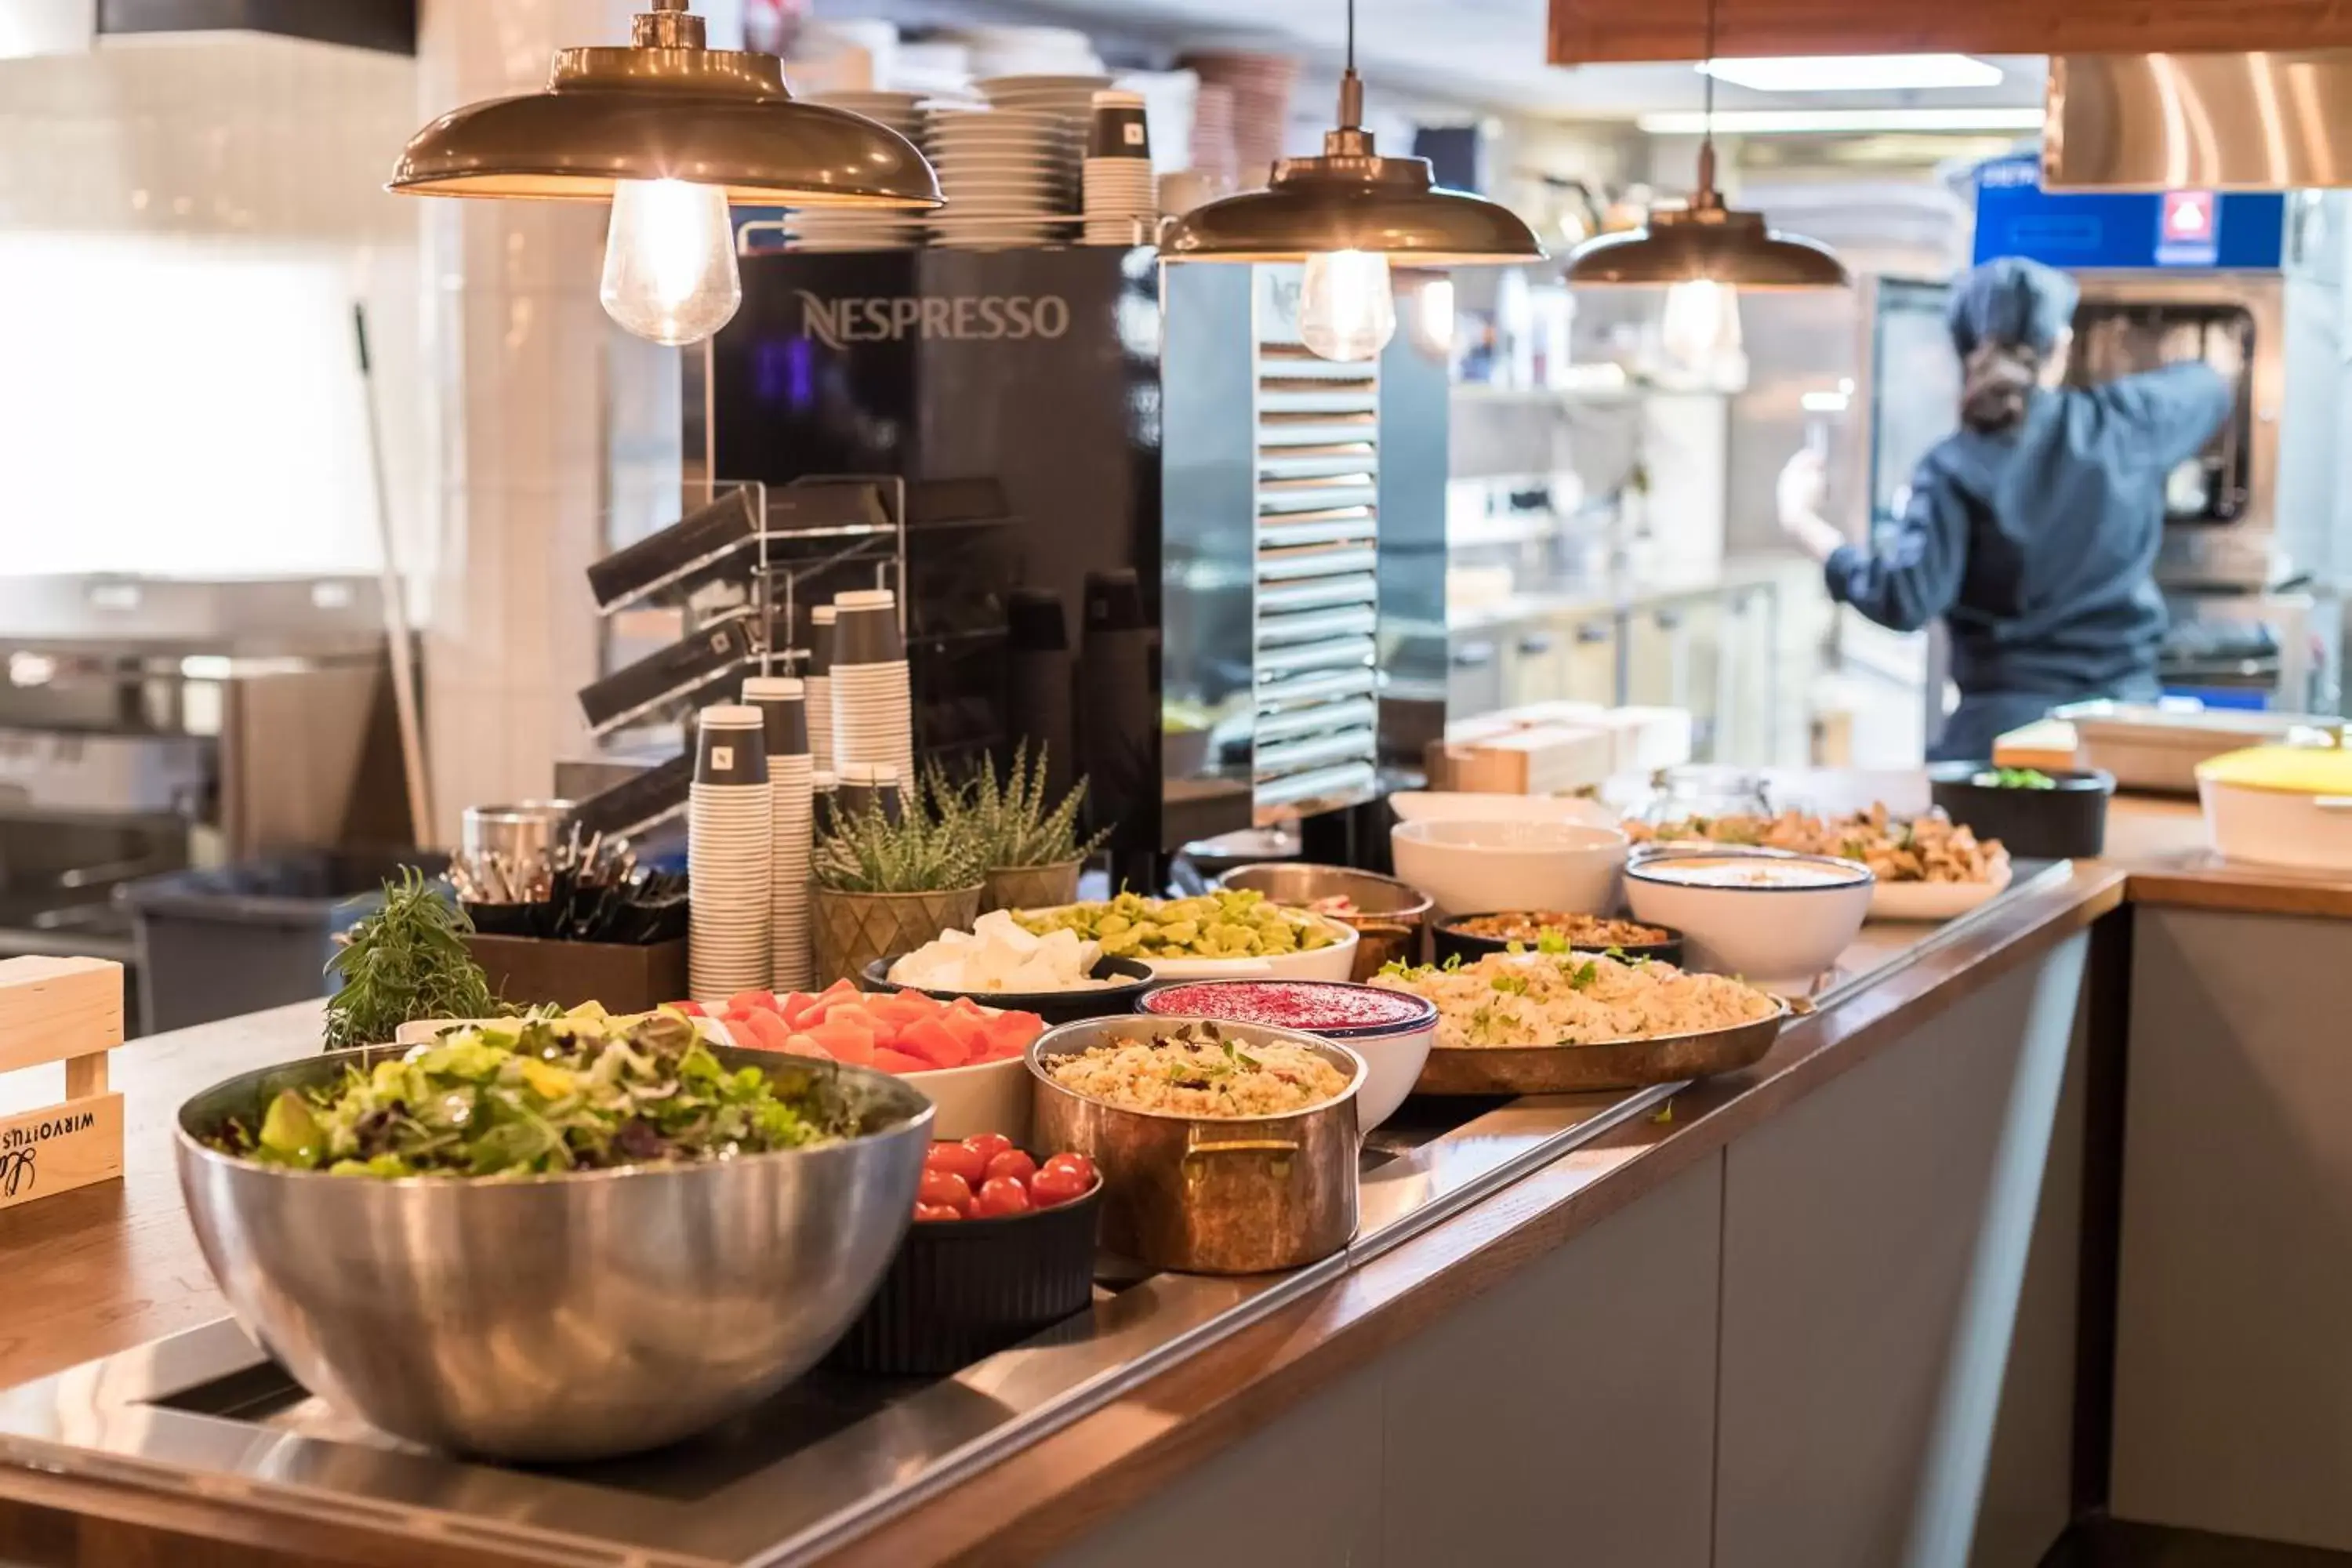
1412,996,1806,1095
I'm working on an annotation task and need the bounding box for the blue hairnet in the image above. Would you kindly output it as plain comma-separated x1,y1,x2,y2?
1946,256,2079,358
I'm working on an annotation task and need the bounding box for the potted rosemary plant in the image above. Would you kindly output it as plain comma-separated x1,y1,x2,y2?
931,743,1112,913
810,799,987,986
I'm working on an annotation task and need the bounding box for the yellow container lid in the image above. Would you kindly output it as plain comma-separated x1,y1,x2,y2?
2198,742,2352,795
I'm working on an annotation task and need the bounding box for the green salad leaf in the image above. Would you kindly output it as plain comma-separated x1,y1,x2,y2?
205,1013,853,1178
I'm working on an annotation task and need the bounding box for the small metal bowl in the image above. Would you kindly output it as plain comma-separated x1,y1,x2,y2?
1214,863,1435,978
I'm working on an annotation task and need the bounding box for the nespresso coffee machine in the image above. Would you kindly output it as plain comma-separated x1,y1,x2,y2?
641,245,1450,877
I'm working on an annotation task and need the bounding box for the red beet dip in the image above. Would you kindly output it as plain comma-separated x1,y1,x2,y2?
1145,980,1428,1034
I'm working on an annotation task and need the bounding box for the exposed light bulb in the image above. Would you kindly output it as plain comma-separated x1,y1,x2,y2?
1298,250,1396,362
1414,276,1457,354
599,178,742,347
1661,278,1740,367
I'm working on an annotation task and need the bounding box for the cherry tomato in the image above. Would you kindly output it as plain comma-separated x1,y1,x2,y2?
1040,1151,1097,1185
912,1202,963,1222
960,1132,1014,1166
984,1149,1039,1189
924,1140,989,1188
916,1168,974,1214
1029,1164,1094,1208
972,1175,1033,1218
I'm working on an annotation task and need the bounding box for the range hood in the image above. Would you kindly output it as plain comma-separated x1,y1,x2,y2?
2,0,414,59
2046,52,2352,189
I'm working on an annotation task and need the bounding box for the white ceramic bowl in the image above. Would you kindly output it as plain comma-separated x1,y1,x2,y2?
1015,903,1359,983
690,1018,1033,1143
898,1054,1033,1144
1134,979,1436,1133
1390,819,1629,916
1387,790,1621,829
1624,850,1874,992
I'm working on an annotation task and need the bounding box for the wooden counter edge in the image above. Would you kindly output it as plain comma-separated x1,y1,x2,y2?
820,863,2129,1568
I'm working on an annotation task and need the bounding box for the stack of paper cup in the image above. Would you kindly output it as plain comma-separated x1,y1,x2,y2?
834,761,906,825
829,589,916,791
806,604,837,775
688,705,773,1001
1083,89,1156,245
742,676,813,993
811,770,839,840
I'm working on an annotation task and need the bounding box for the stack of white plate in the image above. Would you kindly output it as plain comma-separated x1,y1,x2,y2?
807,604,836,774
688,705,774,1001
942,25,1102,80
1188,82,1238,187
921,102,1081,249
795,91,930,251
1083,89,1156,246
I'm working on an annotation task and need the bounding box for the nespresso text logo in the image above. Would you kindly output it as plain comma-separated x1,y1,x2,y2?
796,291,1072,349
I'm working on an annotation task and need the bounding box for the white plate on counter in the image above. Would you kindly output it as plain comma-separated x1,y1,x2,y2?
1865,855,2013,922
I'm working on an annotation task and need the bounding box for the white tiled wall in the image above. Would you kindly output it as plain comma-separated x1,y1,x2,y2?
0,34,427,580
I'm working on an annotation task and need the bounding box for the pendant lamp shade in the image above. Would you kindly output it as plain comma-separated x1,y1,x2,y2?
388,2,940,209
1563,0,1845,292
1160,26,1541,269
1564,194,1849,288
1162,132,1545,265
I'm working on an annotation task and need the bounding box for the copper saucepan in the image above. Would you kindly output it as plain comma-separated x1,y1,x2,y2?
1027,1015,1363,1275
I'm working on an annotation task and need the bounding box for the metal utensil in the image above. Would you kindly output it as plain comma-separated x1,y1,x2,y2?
458,800,574,902
175,1044,933,1461
1027,1015,1363,1275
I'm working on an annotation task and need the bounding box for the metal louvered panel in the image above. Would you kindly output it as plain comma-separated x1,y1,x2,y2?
1255,726,1381,779
1258,573,1379,613
1256,695,1378,744
1257,604,1379,647
1257,664,1379,710
1250,271,1383,826
1257,544,1377,581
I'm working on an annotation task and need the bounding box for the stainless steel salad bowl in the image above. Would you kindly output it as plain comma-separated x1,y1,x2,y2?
175,1044,933,1462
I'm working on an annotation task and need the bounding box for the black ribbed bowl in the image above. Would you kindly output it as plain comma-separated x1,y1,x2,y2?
1432,913,1686,969
1926,763,2114,858
827,1178,1102,1377
859,956,1156,1026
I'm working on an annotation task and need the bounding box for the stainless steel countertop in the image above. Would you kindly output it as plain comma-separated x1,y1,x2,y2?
0,861,2072,1566
1445,553,1812,637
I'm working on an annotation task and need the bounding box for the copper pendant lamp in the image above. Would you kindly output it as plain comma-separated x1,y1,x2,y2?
1160,0,1544,360
1563,0,1847,289
390,0,940,344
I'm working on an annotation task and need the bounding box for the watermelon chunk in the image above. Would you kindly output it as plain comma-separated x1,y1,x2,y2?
727,989,779,1015
806,1018,877,1065
979,1010,1046,1062
870,1047,933,1075
670,999,705,1018
731,1008,793,1053
935,1007,989,1054
782,1031,830,1059
898,1015,970,1069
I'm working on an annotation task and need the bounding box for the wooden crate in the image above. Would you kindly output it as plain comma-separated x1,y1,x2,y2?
0,956,125,1211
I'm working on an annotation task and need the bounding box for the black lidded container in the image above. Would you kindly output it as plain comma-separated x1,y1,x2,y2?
1432,915,1685,970
828,1181,1102,1376
1926,763,2114,858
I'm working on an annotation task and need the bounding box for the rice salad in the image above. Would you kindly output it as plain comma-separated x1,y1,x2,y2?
1046,1020,1352,1117
1374,949,1777,1049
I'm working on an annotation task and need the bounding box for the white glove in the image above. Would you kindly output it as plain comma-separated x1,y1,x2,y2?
1776,448,1828,532
1775,448,1844,563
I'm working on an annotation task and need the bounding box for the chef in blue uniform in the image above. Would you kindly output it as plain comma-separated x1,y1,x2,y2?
1777,256,2234,760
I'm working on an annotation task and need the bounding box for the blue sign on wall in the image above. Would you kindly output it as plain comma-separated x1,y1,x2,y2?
1971,154,2285,270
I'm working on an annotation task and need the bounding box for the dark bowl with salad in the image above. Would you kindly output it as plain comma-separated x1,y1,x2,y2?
1432,911,1684,969
175,1011,935,1461
1926,762,2115,859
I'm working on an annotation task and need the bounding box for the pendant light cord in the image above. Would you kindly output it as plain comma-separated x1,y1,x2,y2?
1334,0,1363,131
1695,0,1721,201
1347,0,1356,74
